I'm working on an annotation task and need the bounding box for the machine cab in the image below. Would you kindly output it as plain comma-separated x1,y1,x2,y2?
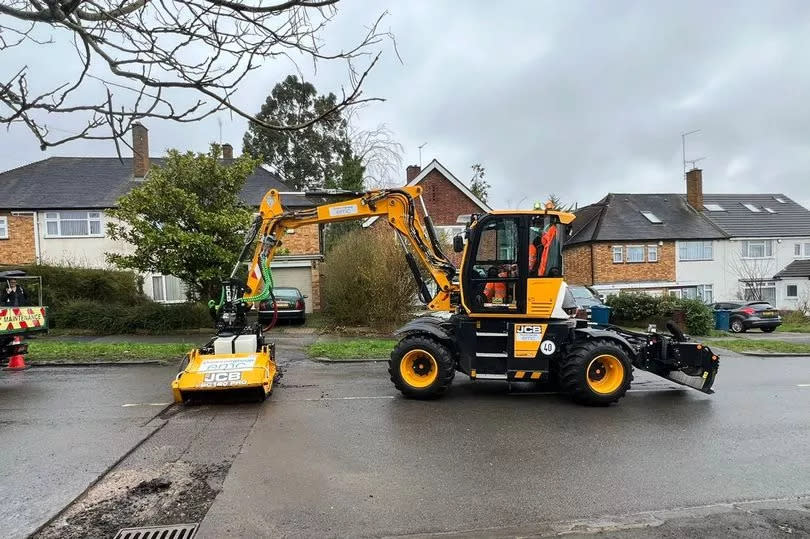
459,212,569,318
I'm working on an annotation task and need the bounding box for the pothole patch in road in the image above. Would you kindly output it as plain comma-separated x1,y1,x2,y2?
33,461,227,539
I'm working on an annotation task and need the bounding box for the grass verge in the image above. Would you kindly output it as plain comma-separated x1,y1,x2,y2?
307,338,397,360
26,341,191,363
708,339,810,355
778,323,810,333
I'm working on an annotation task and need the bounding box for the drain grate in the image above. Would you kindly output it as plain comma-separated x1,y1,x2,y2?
114,523,198,539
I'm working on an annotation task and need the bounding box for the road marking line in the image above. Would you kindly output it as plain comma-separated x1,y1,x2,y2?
798,384,810,387
122,402,172,407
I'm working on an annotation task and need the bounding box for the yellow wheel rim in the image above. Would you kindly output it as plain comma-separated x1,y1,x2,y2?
399,349,438,389
586,354,624,395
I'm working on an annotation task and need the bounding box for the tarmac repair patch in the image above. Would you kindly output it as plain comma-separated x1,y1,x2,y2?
33,461,226,539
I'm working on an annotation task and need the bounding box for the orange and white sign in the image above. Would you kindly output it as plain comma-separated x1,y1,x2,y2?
1,307,47,333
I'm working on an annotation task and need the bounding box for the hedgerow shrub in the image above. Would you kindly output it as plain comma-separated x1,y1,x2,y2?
3,264,145,307
606,292,714,336
322,228,416,330
50,300,211,334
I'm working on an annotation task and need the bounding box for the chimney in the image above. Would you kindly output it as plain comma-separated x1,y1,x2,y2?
406,165,421,183
686,168,703,210
132,122,149,178
222,143,233,160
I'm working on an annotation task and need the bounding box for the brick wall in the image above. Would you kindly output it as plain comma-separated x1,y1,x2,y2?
0,212,36,265
592,241,675,284
563,244,593,285
281,223,320,255
416,169,483,226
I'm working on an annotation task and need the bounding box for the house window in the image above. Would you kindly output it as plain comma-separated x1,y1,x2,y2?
678,285,713,303
679,241,713,261
640,211,662,224
44,211,103,238
626,246,645,263
612,246,623,263
787,284,798,298
794,243,810,257
704,204,725,212
0,216,7,239
647,245,658,262
742,240,773,259
743,281,776,304
151,275,187,303
742,203,761,213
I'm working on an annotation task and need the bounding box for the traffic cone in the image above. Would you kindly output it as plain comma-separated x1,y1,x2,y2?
4,336,28,371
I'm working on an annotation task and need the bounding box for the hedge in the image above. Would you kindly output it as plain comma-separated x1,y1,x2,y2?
606,293,714,336
49,300,212,334
2,264,145,307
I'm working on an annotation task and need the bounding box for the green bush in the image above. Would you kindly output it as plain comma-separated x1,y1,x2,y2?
2,264,145,307
322,228,416,330
50,300,211,334
606,292,714,336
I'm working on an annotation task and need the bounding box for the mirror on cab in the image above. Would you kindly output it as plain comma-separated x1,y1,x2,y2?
453,234,464,253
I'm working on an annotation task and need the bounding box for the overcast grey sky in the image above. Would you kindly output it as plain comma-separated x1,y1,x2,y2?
3,0,810,209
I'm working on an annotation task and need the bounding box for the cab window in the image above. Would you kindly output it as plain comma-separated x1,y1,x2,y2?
471,218,519,309
529,216,564,278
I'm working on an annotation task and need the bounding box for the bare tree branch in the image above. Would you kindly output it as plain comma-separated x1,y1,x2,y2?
0,0,390,149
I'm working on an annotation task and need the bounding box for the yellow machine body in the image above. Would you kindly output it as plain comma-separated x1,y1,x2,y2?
172,346,276,403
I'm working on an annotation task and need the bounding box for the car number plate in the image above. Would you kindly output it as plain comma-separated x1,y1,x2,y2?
275,302,290,308
762,311,775,318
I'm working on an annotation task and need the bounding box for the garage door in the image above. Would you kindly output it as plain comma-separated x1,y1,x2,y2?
270,265,313,313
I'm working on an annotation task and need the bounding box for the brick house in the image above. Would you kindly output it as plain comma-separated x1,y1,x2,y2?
0,124,324,311
362,159,490,264
565,168,810,307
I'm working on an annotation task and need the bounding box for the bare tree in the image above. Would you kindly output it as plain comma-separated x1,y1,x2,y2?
0,0,391,153
345,106,403,189
727,255,776,301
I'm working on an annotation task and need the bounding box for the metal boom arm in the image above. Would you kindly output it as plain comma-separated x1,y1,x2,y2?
240,186,459,312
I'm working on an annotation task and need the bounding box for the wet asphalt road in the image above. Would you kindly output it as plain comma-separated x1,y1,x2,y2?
0,364,177,538
197,351,810,538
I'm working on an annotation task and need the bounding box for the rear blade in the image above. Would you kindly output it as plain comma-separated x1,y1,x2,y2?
634,338,719,394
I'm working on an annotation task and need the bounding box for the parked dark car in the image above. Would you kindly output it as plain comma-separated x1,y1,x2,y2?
711,301,781,333
568,285,604,319
259,287,307,325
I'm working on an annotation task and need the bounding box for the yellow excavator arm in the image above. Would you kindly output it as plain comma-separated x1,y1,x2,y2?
242,186,458,312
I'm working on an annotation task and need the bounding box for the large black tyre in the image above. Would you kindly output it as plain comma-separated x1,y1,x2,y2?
558,339,633,406
389,335,455,399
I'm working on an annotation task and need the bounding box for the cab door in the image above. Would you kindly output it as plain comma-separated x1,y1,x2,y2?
461,215,527,316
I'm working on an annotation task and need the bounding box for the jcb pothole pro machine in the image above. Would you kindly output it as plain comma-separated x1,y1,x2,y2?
172,187,718,405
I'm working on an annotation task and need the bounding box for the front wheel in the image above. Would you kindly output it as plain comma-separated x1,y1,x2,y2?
558,339,633,406
389,335,455,399
730,318,746,333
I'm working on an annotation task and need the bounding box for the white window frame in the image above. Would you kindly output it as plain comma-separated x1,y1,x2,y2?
678,241,713,261
151,274,187,304
612,245,623,263
0,216,7,239
43,211,104,238
741,239,774,259
794,242,810,258
786,284,798,298
742,203,761,213
647,245,658,262
626,245,645,263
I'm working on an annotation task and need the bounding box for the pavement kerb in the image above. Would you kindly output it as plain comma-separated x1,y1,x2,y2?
27,360,169,367
310,356,387,363
734,351,810,357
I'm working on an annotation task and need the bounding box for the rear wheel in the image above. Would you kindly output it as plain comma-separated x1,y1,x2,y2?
730,318,745,333
761,327,776,333
389,335,455,399
558,339,632,406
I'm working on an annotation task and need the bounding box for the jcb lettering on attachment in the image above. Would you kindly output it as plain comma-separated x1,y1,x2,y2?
515,324,544,341
201,371,247,387
328,204,358,217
